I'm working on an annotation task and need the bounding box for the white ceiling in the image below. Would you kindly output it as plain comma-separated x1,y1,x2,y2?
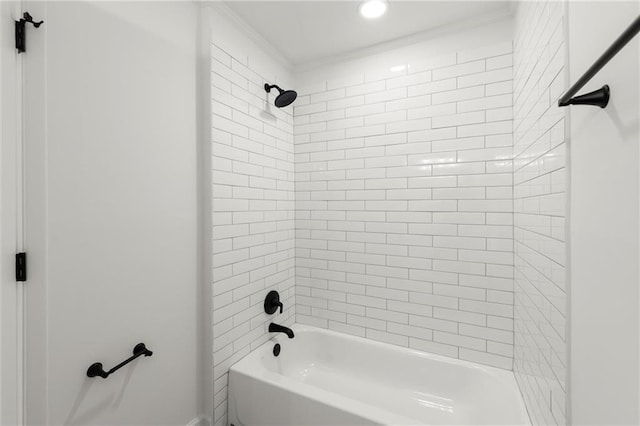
224,1,511,67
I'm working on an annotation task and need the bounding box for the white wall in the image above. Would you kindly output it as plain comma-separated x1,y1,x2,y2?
294,19,516,370
206,6,296,426
568,1,640,424
512,1,567,424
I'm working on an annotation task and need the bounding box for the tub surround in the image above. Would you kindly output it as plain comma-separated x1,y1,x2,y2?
209,7,296,424
208,7,558,426
294,38,515,370
512,1,567,425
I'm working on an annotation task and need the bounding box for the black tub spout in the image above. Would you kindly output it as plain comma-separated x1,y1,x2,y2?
269,323,294,339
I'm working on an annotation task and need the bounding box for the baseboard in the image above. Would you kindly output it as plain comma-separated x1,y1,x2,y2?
187,416,211,426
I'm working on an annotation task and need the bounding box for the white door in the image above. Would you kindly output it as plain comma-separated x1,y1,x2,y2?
22,2,201,424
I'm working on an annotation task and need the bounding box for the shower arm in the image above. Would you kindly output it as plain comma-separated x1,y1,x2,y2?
264,84,283,93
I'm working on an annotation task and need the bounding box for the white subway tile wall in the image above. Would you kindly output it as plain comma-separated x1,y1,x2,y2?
211,43,295,426
295,41,515,370
513,1,567,425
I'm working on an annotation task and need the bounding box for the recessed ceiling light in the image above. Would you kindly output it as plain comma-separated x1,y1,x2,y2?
358,0,388,19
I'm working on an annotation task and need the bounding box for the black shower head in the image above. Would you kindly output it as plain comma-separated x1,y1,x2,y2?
264,83,297,108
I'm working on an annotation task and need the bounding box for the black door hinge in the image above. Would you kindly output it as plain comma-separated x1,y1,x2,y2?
15,12,43,54
16,253,26,282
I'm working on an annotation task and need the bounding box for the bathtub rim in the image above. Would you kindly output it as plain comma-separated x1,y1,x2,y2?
229,323,531,425
239,323,518,381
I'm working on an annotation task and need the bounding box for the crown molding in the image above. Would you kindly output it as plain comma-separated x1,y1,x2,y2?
294,7,514,73
203,1,294,72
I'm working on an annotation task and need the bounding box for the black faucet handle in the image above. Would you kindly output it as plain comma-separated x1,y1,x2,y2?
264,290,283,315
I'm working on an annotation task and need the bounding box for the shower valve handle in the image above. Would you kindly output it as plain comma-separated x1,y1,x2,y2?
264,290,283,315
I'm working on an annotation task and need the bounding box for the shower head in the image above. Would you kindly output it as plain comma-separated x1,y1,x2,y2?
264,83,297,108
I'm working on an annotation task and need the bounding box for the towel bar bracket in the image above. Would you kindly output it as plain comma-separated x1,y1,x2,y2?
558,15,640,109
559,85,610,108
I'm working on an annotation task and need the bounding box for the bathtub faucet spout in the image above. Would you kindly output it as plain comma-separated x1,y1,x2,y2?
269,323,295,338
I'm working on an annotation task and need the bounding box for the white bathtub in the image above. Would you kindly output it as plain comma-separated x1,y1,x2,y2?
228,325,530,426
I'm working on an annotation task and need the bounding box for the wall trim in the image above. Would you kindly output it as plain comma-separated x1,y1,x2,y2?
294,8,514,73
1,2,24,424
562,0,572,423
196,5,214,423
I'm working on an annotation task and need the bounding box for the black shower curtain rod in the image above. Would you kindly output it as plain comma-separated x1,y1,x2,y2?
558,14,640,108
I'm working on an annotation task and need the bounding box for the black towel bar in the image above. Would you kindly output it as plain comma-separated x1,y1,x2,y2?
559,15,640,108
87,343,152,379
